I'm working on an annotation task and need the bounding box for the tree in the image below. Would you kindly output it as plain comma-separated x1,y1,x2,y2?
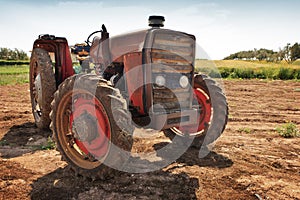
290,43,300,62
277,47,285,62
0,48,9,59
223,43,300,63
282,43,292,63
0,47,29,60
224,48,278,61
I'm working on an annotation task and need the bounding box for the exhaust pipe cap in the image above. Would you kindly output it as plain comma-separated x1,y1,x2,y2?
148,15,165,28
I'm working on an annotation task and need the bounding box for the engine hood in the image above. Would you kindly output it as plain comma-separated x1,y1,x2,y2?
90,28,195,66
90,29,148,65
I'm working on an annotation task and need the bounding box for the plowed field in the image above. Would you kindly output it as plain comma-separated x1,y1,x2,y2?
0,80,299,200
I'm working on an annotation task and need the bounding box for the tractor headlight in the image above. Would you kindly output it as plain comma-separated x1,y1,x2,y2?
179,75,189,88
155,75,166,87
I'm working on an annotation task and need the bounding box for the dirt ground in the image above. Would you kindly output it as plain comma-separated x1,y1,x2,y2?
0,80,299,200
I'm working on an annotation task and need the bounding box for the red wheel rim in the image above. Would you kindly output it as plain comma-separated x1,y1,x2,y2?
70,96,111,159
173,88,212,135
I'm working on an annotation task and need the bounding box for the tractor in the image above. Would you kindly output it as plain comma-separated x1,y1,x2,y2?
29,16,228,179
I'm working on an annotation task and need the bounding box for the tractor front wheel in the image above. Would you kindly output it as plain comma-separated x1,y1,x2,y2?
50,75,133,179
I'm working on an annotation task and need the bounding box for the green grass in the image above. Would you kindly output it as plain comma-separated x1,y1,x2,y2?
40,137,56,150
0,65,29,85
237,127,253,134
0,139,8,146
195,60,300,80
276,122,300,138
0,65,29,74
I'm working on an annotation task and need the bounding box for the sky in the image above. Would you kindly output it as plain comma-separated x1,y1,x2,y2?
0,0,299,60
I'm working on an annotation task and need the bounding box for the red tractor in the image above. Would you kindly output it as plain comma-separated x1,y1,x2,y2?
29,16,228,179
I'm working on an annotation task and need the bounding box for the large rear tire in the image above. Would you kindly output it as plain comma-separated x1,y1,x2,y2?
29,48,56,129
50,74,133,179
164,74,228,149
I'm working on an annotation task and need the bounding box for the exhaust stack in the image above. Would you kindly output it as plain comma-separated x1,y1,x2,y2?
148,15,165,28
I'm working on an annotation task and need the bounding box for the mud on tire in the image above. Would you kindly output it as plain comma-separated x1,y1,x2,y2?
29,48,56,129
50,74,133,180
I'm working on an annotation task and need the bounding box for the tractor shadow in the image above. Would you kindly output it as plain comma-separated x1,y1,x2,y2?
30,166,199,200
30,142,233,200
153,142,233,169
0,122,51,158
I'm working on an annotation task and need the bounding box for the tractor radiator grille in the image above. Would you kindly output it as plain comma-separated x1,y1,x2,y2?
151,32,195,113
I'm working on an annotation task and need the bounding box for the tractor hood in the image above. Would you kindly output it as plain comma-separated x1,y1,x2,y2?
90,29,148,65
90,28,195,66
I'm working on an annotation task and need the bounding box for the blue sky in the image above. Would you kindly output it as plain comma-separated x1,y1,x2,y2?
0,0,299,59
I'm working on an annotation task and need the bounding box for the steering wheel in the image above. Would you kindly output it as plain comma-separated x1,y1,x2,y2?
85,30,102,46
85,24,107,46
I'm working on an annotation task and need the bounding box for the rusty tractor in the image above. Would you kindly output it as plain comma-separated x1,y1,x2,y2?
29,16,228,179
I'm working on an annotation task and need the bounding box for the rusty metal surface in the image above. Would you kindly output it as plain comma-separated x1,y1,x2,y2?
150,30,195,113
123,52,145,114
90,29,148,64
150,108,198,130
32,36,74,84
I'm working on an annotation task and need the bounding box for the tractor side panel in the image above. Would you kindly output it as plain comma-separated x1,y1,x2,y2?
33,36,74,85
90,30,147,67
123,52,145,115
61,43,74,81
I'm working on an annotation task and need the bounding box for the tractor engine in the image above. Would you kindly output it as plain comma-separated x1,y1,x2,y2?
90,16,197,130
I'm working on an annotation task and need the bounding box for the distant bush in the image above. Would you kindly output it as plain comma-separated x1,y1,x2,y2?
228,68,256,79
277,68,294,80
196,60,300,80
276,122,300,138
197,66,300,80
259,68,276,79
294,69,300,79
219,68,233,78
0,60,29,66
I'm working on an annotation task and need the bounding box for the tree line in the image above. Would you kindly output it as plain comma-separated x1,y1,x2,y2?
224,43,300,63
0,47,29,60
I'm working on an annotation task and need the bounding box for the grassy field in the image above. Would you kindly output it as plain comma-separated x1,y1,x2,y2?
0,60,299,86
196,60,300,79
0,65,29,85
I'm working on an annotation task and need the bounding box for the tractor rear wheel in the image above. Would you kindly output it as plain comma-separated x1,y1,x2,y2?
164,74,228,149
29,48,56,129
50,74,133,179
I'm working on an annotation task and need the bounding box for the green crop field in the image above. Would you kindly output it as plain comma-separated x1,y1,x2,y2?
196,60,300,80
0,60,299,86
0,65,29,85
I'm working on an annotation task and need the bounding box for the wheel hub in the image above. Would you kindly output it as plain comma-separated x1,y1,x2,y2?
34,73,42,106
72,111,99,144
69,96,111,160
